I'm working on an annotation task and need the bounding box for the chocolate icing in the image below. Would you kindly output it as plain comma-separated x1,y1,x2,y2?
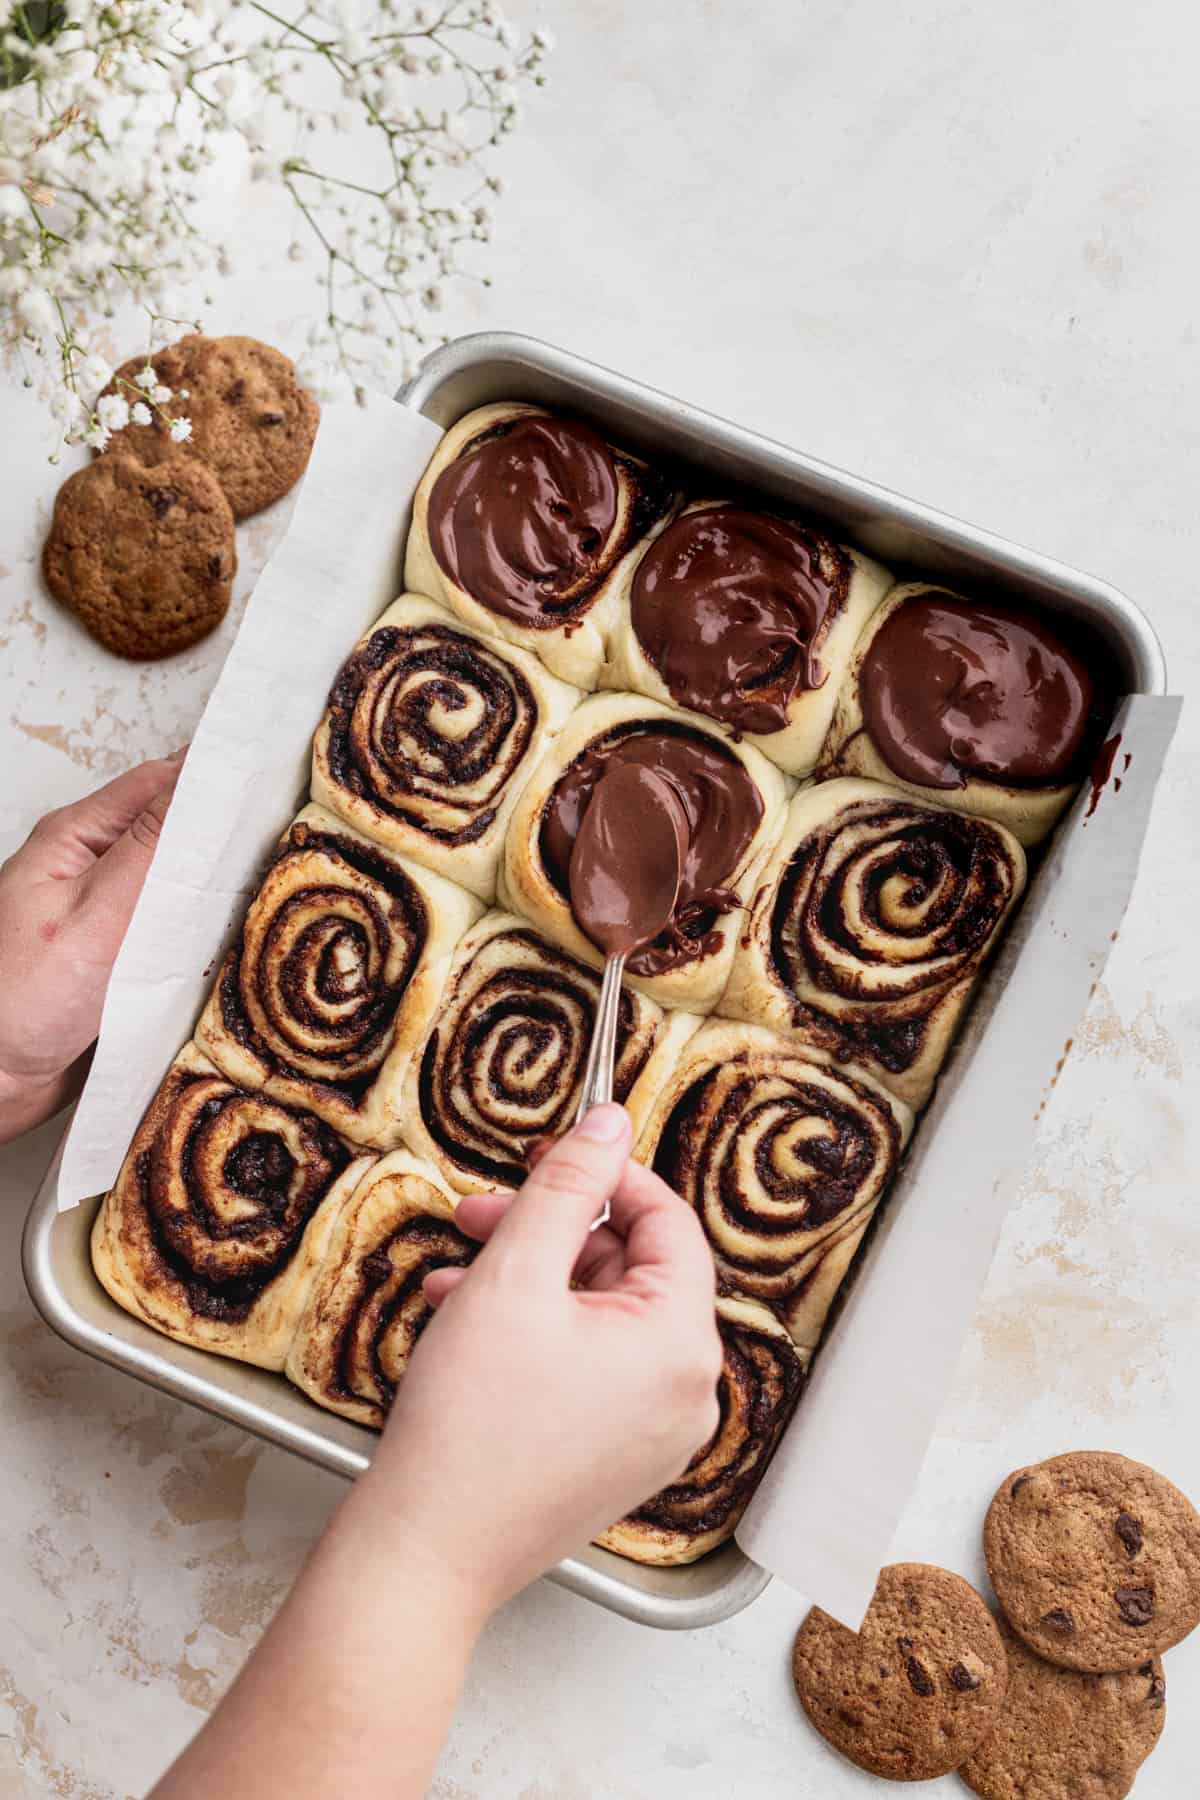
540,723,763,976
860,592,1095,789
631,505,851,731
568,761,688,958
427,414,672,629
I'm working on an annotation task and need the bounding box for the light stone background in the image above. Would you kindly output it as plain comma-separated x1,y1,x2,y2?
2,0,1198,1792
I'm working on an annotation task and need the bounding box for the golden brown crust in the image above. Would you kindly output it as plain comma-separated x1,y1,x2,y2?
195,803,482,1150
99,334,319,519
43,453,235,658
985,1451,1200,1672
720,777,1026,1110
285,1150,474,1428
90,1045,374,1370
960,1616,1165,1800
792,1562,1008,1780
634,1019,912,1353
596,1296,804,1565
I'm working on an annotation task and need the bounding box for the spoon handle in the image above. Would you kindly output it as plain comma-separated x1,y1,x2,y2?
575,952,626,1228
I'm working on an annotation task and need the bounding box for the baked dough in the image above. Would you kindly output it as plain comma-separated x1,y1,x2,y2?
91,1044,373,1370
311,593,579,901
195,803,482,1149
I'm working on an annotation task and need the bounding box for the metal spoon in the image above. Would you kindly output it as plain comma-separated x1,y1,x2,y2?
568,763,690,1226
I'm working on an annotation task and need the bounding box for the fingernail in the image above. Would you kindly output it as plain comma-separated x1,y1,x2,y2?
575,1103,629,1143
166,744,189,763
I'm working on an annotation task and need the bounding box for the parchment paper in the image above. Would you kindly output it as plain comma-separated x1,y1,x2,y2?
56,393,441,1209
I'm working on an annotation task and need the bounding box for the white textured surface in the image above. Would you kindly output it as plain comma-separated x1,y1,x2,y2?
2,0,1198,1792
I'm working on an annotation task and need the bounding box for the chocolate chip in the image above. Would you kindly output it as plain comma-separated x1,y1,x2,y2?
143,485,179,518
949,1663,980,1692
1115,1512,1144,1557
905,1656,935,1697
1115,1586,1155,1627
1147,1673,1166,1708
837,1708,864,1728
257,410,285,426
896,1635,914,1653
224,379,246,404
207,553,223,579
1041,1608,1076,1635
360,1250,392,1285
1010,1474,1033,1498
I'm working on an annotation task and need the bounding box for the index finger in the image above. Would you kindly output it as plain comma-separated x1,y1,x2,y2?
483,1102,632,1282
604,1159,716,1306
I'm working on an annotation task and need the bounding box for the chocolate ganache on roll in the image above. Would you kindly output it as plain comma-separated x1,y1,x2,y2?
426,413,671,630
859,592,1096,790
630,504,851,731
539,723,764,977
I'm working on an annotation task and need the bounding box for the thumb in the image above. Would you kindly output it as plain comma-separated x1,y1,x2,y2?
71,771,179,962
485,1103,632,1282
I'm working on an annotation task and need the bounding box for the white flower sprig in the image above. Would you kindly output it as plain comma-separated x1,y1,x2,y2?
0,1,551,457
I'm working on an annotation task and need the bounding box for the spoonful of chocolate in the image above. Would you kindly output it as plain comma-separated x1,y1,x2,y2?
568,761,688,1222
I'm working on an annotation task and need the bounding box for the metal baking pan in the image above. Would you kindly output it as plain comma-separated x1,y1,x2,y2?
22,331,1167,1632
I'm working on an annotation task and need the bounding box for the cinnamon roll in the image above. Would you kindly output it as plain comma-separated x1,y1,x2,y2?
635,1020,913,1352
398,911,699,1193
819,583,1106,845
195,804,482,1150
285,1150,474,1428
311,594,579,900
499,692,789,1011
721,777,1027,1109
604,499,892,776
91,1044,374,1369
596,1296,805,1566
404,402,678,688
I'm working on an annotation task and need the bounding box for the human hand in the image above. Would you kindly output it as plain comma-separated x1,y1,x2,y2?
352,1102,721,1619
0,755,184,1144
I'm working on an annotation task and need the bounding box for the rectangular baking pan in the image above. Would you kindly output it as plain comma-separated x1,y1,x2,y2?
22,332,1167,1631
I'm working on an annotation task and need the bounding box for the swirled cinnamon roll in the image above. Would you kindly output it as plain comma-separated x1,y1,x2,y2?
818,583,1107,845
398,911,699,1193
500,692,789,1011
404,402,679,687
195,804,482,1149
635,1020,913,1351
91,1045,374,1369
286,1150,474,1428
311,594,579,900
604,499,892,776
596,1296,805,1566
721,778,1027,1109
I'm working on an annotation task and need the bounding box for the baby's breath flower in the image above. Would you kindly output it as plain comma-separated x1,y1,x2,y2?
168,416,193,443
2,0,550,442
96,393,131,432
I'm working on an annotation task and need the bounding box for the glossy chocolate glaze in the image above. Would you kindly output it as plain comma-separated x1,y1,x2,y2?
427,415,671,629
631,505,851,732
860,592,1095,789
567,761,688,958
541,723,763,976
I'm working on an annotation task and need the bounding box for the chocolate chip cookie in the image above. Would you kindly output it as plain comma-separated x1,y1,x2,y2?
43,454,236,658
960,1617,1165,1800
985,1450,1200,1672
100,334,319,519
792,1562,1008,1781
